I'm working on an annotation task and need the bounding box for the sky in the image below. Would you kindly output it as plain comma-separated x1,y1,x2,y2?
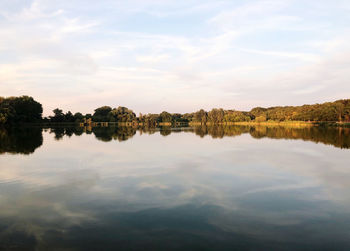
0,0,350,116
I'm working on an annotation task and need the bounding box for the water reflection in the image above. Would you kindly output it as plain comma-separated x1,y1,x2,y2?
0,127,43,154
72,125,350,149
1,125,349,155
0,125,350,250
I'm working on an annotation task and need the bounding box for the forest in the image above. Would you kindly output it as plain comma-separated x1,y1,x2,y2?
44,98,350,125
0,96,43,125
1,95,350,126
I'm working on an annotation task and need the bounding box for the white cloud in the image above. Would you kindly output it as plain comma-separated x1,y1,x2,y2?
0,0,349,115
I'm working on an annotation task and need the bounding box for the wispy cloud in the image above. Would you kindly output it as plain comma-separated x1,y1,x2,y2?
0,0,349,115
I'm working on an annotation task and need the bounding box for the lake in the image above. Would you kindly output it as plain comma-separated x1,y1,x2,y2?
0,125,350,250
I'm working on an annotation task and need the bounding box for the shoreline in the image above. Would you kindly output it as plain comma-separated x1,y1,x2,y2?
8,121,350,128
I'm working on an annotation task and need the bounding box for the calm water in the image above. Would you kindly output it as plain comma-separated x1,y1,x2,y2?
0,125,350,250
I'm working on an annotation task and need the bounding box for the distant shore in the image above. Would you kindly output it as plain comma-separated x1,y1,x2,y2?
32,121,350,128
2,96,349,127
190,121,350,127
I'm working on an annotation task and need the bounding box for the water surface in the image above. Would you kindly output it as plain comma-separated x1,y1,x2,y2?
0,125,350,250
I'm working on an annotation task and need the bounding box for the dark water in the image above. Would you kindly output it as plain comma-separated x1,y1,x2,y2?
0,125,350,250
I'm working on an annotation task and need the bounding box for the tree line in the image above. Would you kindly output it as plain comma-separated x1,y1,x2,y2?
1,96,350,125
0,96,43,125
49,99,349,125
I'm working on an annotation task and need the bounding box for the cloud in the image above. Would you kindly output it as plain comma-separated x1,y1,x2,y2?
0,0,349,115
208,0,293,31
240,48,321,62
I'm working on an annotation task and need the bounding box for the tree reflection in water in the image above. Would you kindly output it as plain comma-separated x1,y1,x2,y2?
0,125,349,155
0,127,43,154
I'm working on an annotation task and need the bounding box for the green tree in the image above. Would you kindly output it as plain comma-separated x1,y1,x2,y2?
73,112,84,122
208,108,225,124
194,109,208,124
93,106,112,122
255,115,267,122
108,106,136,122
65,111,75,122
224,111,251,122
160,111,172,123
0,96,42,124
51,108,65,122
